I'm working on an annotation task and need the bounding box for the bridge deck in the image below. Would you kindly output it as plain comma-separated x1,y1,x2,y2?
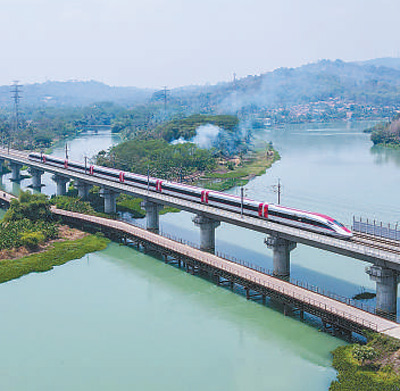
53,208,400,337
1,148,400,271
1,190,400,338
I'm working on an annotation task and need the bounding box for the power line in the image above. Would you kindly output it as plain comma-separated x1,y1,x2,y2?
162,86,169,114
10,81,22,150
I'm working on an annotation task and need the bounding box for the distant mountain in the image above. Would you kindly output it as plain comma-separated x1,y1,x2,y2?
0,80,153,108
167,59,400,113
2,58,400,111
354,57,400,71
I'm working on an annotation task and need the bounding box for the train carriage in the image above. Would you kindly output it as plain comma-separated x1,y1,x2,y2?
28,152,352,238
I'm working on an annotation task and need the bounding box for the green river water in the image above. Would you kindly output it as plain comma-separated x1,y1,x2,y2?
1,122,399,390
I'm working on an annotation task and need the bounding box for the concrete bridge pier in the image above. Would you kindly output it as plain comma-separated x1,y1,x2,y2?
75,180,92,199
29,168,44,188
52,175,70,196
9,162,23,181
265,235,297,280
100,187,119,214
367,265,398,317
141,200,163,233
192,215,221,253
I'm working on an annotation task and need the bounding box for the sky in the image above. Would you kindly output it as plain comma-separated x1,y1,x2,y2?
1,0,400,88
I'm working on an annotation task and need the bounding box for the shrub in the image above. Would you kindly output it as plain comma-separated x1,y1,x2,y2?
352,345,377,365
4,191,52,222
0,220,58,250
20,231,45,250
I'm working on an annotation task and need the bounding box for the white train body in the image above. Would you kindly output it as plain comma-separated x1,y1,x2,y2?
28,152,353,239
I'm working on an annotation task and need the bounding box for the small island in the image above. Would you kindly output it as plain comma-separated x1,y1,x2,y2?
0,191,109,284
331,333,400,390
365,116,400,148
96,114,279,216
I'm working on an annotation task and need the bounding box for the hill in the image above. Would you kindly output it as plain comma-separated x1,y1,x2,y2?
0,80,153,108
167,59,400,114
2,58,400,116
354,57,400,71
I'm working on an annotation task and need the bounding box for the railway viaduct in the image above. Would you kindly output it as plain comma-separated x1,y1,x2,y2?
0,147,400,319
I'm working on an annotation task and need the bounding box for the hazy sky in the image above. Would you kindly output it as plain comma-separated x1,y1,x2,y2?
1,0,400,88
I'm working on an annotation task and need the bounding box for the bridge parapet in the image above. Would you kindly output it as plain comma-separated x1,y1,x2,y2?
353,216,400,241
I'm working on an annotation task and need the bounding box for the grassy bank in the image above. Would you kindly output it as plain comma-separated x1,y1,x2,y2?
330,333,400,390
0,234,109,284
117,194,180,217
202,149,280,191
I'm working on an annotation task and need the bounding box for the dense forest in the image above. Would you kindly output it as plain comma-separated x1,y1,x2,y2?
97,139,217,180
138,114,239,142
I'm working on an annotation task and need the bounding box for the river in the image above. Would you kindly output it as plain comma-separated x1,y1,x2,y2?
1,121,398,390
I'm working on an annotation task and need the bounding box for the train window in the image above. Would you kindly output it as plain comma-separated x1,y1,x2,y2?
333,220,344,227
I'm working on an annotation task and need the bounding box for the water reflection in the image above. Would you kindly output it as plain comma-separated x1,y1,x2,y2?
370,145,400,167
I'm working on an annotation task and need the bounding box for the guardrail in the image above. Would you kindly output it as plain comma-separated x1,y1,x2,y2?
353,217,400,241
158,229,377,316
1,148,399,266
54,208,382,332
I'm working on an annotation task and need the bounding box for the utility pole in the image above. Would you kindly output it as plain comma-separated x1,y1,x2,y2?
147,164,150,193
271,178,282,205
277,178,281,204
232,73,238,114
10,81,22,151
65,143,69,160
241,186,244,217
110,151,115,168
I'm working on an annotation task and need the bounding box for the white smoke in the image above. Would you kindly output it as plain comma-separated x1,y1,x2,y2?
170,137,187,145
170,124,222,149
191,124,221,149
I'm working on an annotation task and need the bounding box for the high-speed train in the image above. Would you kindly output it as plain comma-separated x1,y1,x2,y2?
28,152,353,238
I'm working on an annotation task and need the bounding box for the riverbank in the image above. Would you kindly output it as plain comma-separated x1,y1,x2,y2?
0,121,385,391
201,148,280,191
330,333,400,390
0,229,109,284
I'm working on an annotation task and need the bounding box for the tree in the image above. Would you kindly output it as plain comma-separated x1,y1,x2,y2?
4,191,52,222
